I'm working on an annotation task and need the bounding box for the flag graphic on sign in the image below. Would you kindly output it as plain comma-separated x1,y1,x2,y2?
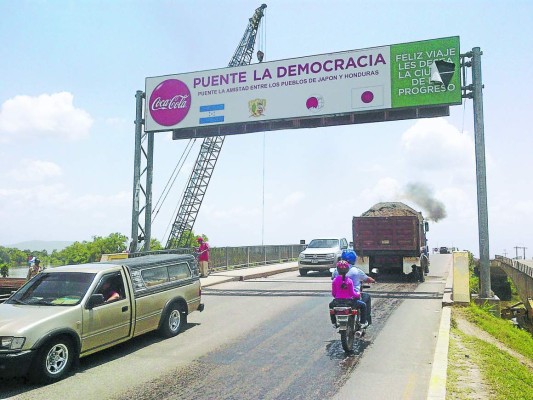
199,104,225,124
351,86,384,109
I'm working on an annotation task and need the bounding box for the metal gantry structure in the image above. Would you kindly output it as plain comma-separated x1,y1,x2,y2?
165,4,267,249
129,4,267,252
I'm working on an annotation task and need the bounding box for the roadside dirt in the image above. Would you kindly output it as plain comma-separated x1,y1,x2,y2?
448,308,533,399
448,317,493,399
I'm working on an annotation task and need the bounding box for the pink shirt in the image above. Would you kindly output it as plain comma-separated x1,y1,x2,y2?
197,242,209,261
331,275,360,299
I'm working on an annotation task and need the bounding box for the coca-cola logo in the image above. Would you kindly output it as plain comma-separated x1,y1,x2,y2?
149,79,191,126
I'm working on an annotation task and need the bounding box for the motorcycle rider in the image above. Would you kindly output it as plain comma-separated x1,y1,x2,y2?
332,250,375,326
329,260,368,329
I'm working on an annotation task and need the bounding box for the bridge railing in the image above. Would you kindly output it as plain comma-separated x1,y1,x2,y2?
495,255,533,279
130,244,305,271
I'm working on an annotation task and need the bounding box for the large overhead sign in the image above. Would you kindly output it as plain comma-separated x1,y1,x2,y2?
144,36,461,138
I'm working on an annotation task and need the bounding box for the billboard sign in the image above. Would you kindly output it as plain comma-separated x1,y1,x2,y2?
145,36,461,134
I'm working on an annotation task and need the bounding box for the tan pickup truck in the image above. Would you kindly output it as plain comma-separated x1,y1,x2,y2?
0,253,204,383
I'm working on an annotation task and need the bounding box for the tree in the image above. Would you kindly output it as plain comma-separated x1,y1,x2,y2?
166,230,207,249
87,233,128,262
50,233,129,265
0,262,8,278
149,238,163,251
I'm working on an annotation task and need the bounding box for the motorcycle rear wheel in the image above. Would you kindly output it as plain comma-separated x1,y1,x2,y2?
340,315,355,352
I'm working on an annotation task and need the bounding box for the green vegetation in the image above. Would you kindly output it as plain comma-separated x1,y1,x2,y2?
0,230,204,269
461,304,533,361
453,326,532,400
0,263,8,277
448,305,533,400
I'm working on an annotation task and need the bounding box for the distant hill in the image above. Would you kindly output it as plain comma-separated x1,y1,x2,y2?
6,240,74,253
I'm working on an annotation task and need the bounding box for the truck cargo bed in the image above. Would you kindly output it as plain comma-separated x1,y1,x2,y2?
353,215,420,253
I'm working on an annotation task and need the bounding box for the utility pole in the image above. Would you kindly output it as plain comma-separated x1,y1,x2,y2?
463,47,491,299
514,246,527,260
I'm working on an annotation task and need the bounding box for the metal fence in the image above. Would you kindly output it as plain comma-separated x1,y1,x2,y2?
131,244,305,272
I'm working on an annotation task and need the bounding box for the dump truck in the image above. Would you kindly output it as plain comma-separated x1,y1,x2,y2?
352,202,429,280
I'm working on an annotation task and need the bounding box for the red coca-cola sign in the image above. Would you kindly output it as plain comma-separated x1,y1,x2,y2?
149,79,191,126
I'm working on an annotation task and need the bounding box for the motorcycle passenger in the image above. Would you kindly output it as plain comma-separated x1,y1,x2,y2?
332,250,375,326
329,260,368,329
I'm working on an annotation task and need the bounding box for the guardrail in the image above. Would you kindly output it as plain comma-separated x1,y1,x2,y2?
131,244,306,272
495,255,533,279
0,293,11,303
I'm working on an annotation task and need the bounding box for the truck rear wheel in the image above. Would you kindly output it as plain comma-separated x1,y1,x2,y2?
160,303,187,338
29,336,75,383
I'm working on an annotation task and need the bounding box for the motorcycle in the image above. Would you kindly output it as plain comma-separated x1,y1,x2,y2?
329,266,378,353
330,299,364,352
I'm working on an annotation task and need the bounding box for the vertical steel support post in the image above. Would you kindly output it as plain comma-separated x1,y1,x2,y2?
130,90,144,252
472,47,491,298
144,132,154,251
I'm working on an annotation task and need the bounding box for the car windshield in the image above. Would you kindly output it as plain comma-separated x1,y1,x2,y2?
7,272,96,306
308,239,339,249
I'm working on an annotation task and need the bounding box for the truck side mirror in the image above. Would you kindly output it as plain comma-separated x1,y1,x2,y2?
87,294,105,309
424,222,429,232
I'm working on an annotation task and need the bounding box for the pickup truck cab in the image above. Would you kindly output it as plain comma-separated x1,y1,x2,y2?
298,238,349,276
0,253,203,383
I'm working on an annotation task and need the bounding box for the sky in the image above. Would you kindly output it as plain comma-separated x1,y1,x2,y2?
0,0,532,259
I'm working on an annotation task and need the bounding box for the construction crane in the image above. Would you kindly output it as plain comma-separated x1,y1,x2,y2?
165,4,267,249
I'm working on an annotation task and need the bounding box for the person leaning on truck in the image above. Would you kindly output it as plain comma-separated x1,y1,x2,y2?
196,237,210,278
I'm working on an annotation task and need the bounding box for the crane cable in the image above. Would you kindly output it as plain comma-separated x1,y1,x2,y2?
161,141,199,241
259,11,267,246
151,138,197,223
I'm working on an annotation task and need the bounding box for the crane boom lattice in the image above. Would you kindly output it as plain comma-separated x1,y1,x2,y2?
165,4,267,248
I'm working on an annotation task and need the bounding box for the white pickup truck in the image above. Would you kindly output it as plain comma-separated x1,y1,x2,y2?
298,237,349,276
0,253,204,383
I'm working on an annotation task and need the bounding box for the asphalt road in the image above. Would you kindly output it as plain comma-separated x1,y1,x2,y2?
1,256,451,400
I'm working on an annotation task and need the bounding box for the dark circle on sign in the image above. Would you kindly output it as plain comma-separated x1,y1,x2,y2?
306,97,319,109
361,91,374,104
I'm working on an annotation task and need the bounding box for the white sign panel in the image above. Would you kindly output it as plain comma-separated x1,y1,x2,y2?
145,37,462,133
145,46,392,132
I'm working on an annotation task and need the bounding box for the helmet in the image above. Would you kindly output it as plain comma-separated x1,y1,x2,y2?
197,237,203,242
336,260,350,275
34,258,41,264
341,250,357,265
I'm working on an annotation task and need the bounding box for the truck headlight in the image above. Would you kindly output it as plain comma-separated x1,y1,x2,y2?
0,336,26,350
299,252,305,260
326,253,335,259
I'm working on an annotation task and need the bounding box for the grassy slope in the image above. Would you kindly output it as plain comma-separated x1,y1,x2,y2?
448,305,533,400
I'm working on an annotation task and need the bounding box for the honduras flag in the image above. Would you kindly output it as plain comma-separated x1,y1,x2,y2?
199,104,225,124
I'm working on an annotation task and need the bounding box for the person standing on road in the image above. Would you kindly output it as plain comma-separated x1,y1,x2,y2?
196,237,210,278
26,258,41,281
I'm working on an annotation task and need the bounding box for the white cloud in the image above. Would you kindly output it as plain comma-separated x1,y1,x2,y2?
7,159,62,182
0,92,93,141
401,118,475,173
359,177,402,205
0,184,131,243
272,191,305,213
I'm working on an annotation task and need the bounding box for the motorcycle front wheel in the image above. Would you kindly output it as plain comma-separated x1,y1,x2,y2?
340,315,355,352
